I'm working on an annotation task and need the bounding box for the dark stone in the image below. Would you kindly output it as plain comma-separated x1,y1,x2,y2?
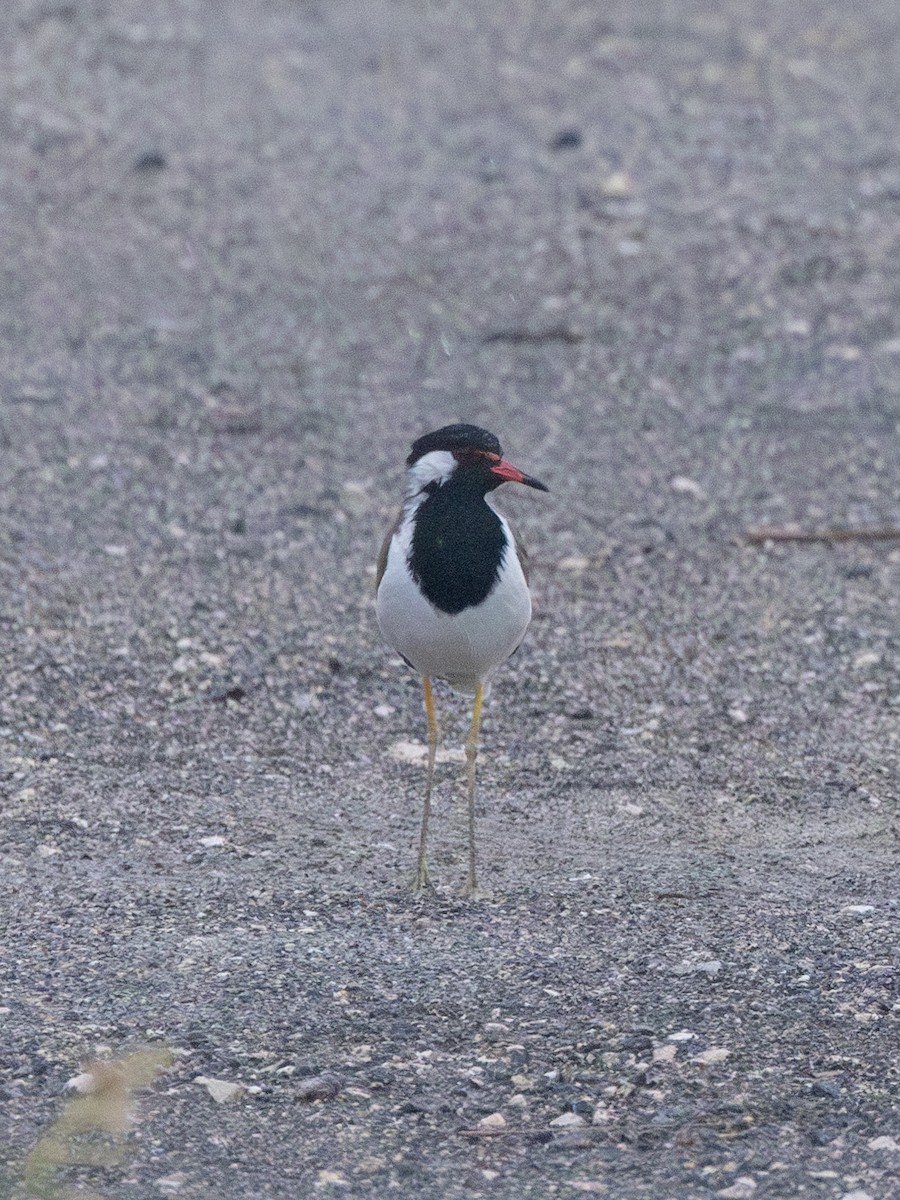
294,1072,343,1102
134,151,167,172
810,1079,841,1099
551,128,583,150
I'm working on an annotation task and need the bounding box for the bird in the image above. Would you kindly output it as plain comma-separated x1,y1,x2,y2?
375,423,548,895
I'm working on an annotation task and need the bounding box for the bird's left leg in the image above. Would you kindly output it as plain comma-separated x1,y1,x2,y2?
463,681,485,897
415,676,438,891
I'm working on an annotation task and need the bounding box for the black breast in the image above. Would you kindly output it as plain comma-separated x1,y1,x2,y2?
409,486,507,614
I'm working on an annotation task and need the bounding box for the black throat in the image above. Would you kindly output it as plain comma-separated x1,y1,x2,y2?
409,478,508,615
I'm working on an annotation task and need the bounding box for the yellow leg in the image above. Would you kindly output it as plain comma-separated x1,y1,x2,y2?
464,681,485,896
416,676,438,891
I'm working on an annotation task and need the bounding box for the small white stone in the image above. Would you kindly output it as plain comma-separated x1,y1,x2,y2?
63,1071,97,1094
691,1047,730,1066
155,1174,187,1194
840,904,875,916
389,740,465,764
784,318,810,336
196,1076,244,1104
316,1169,349,1187
853,651,881,669
825,343,861,361
558,554,591,572
603,170,634,196
199,835,225,848
673,959,722,977
717,1178,756,1199
653,1044,677,1064
373,703,395,718
550,1111,587,1128
840,1191,873,1200
478,1112,506,1128
670,475,706,499
668,1029,696,1042
867,1135,900,1151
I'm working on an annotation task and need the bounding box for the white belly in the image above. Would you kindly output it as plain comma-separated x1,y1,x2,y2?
376,528,532,694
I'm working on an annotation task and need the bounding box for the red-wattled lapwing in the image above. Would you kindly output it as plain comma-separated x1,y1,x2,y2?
375,424,548,895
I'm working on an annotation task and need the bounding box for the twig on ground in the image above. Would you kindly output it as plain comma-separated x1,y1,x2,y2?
746,527,900,544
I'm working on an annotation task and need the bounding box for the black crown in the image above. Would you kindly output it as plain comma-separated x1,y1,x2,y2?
407,424,502,467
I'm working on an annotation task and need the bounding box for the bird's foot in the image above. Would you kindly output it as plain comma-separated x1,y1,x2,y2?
413,862,433,892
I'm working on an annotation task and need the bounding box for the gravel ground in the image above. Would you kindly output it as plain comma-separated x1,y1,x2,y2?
1,1,898,1197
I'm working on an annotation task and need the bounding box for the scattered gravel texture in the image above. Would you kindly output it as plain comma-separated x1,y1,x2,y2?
1,0,899,1197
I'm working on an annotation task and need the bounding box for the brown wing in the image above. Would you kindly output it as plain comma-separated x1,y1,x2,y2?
375,508,404,592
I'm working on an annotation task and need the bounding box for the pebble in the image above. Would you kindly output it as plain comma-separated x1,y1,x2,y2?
196,1076,244,1104
603,170,634,196
691,1047,730,1066
825,344,861,361
63,1071,97,1094
668,1029,696,1042
867,1135,900,1151
550,1111,587,1128
853,651,881,669
784,317,811,336
810,1079,840,1099
672,959,722,977
840,1192,873,1200
155,1174,186,1194
198,835,225,848
717,1178,756,1199
551,127,583,151
295,1072,342,1102
558,554,591,572
653,1044,677,1064
388,741,465,764
670,475,706,499
478,1112,506,1128
317,1170,349,1187
840,905,875,917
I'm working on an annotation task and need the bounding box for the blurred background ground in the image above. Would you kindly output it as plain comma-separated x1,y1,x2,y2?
0,1,898,1197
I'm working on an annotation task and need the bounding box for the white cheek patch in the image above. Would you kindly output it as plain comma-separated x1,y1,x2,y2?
405,450,456,497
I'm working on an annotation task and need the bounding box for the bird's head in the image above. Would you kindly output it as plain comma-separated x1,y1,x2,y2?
405,423,548,498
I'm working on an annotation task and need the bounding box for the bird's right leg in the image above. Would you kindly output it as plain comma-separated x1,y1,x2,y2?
416,676,438,890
